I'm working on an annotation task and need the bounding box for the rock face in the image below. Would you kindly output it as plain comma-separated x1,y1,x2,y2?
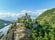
14,23,32,40
0,23,32,40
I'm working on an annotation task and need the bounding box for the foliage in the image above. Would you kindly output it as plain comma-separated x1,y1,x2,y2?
31,8,55,40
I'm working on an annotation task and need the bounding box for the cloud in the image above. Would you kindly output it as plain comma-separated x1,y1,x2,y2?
0,12,20,21
0,9,47,21
20,9,47,19
30,9,47,19
21,10,31,13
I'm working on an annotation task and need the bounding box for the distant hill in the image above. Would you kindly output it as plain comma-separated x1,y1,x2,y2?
36,8,55,27
0,19,12,29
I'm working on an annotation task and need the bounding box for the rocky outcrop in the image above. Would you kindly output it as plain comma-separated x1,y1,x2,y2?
0,23,32,40
14,23,32,40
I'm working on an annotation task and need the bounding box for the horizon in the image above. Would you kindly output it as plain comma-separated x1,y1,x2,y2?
0,0,55,21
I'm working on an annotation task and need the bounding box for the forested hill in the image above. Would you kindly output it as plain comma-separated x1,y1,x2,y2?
36,8,55,27
32,8,55,40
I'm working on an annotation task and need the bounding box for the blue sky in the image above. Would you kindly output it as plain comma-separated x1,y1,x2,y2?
0,0,55,12
0,0,55,21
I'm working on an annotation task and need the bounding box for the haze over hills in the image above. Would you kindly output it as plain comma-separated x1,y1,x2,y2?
0,9,47,22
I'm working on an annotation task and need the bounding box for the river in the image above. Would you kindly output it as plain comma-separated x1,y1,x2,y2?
0,24,12,36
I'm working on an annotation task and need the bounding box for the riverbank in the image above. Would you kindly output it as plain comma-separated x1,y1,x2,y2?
0,24,12,37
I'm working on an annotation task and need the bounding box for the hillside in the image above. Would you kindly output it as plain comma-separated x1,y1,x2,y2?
32,8,55,40
0,19,11,29
36,8,55,28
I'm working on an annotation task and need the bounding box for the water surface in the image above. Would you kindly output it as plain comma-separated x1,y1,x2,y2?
0,24,12,36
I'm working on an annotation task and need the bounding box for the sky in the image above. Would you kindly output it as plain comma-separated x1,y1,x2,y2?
0,0,55,21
